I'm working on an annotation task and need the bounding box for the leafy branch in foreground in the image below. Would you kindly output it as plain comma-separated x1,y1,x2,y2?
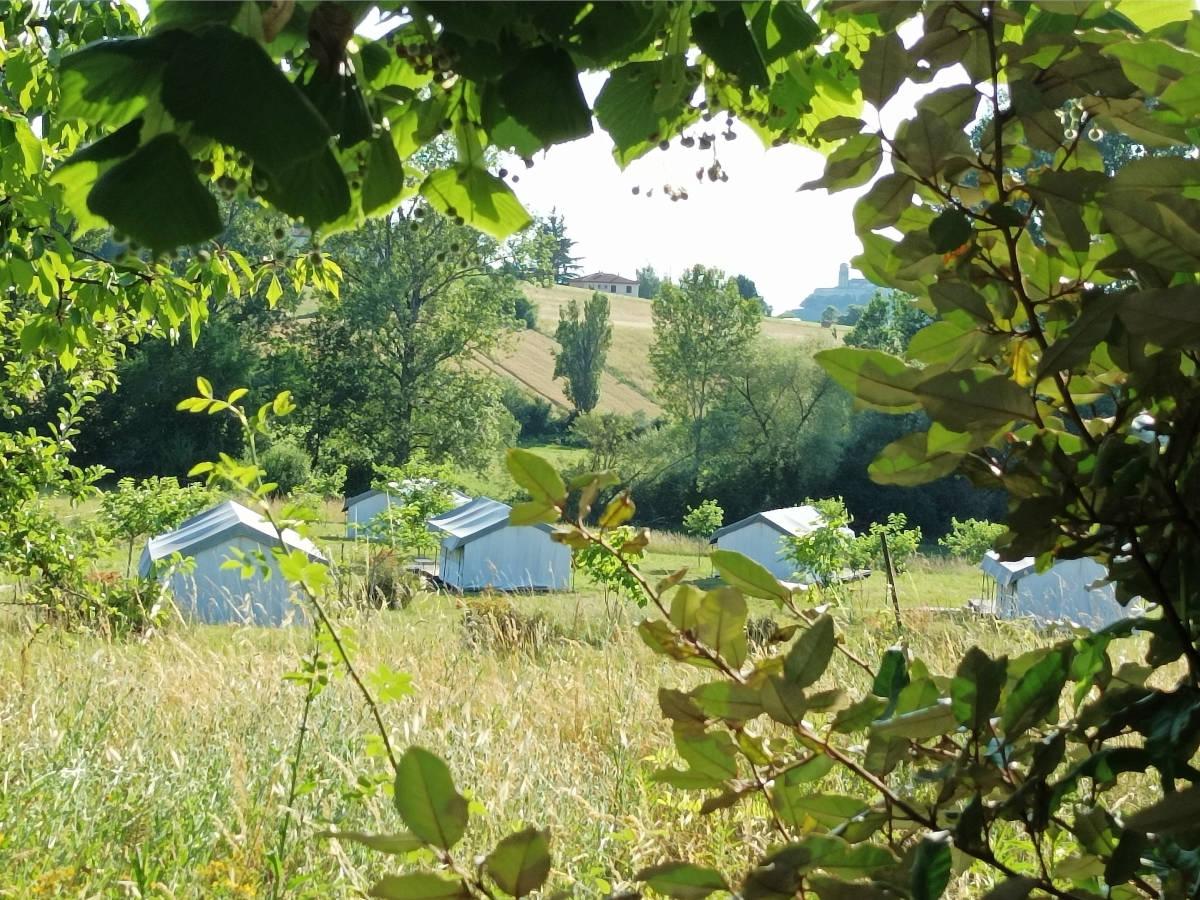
178,380,551,898
508,451,1191,899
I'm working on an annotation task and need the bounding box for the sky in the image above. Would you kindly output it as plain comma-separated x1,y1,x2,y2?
506,56,954,314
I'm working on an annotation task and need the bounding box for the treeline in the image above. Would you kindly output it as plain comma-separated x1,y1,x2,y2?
67,203,999,538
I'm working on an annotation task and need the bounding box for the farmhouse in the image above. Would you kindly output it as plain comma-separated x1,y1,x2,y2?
710,505,840,582
568,271,640,297
138,500,327,626
979,551,1129,627
344,483,471,539
427,496,571,591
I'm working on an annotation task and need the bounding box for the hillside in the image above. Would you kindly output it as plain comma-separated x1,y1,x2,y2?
481,283,839,417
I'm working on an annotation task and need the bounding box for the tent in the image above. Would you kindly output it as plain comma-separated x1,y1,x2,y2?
427,497,570,591
138,500,327,626
979,551,1129,627
344,484,470,539
710,506,843,581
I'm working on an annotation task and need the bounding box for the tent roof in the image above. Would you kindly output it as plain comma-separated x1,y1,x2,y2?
710,505,830,542
138,500,326,577
427,496,553,549
980,551,1036,587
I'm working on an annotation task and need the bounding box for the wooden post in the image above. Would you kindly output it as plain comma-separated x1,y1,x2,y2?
880,531,903,630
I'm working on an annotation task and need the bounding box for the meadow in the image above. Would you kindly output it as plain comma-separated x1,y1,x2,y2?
0,518,1103,898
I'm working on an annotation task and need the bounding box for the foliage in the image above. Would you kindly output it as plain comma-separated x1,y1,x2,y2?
844,291,930,355
572,524,649,607
636,265,663,300
651,266,761,463
854,512,923,573
260,440,311,497
570,411,647,473
501,384,557,440
553,292,612,415
99,476,215,574
820,305,838,328
23,2,1200,897
783,498,858,592
513,294,537,329
940,516,1007,561
682,500,724,541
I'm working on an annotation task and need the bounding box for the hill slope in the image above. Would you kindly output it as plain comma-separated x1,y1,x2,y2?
481,283,839,417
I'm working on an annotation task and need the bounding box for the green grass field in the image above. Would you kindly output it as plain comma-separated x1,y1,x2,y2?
0,507,1092,899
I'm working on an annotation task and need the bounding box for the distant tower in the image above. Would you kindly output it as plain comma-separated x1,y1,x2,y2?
838,262,849,288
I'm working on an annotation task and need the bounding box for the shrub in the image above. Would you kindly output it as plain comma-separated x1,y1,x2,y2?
939,516,1006,560
365,550,420,610
853,512,923,573
682,499,724,540
260,440,311,496
783,497,857,592
461,594,556,654
513,294,537,329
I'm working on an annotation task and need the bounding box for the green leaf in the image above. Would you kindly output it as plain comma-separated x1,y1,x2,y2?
801,835,894,876
928,208,972,253
690,681,762,722
784,614,835,689
393,747,469,851
1119,286,1200,349
802,133,883,192
638,862,728,899
421,166,533,240
59,32,184,127
485,827,551,898
1037,293,1122,378
927,282,994,324
319,830,423,855
669,584,704,631
598,490,635,529
362,131,409,217
871,700,957,740
369,873,469,899
509,500,560,526
695,587,748,669
951,646,1007,733
914,368,1036,432
505,448,566,506
854,173,914,232
594,60,699,169
869,426,974,487
831,695,887,734
675,724,739,780
87,134,221,255
815,348,922,412
859,31,909,109
257,147,352,229
774,792,869,830
894,109,973,179
760,676,809,725
161,26,330,173
693,5,768,88
710,549,792,603
1100,191,1200,272
1125,784,1200,835
497,46,592,147
911,834,952,900
872,648,909,710
914,85,980,131
1001,649,1069,740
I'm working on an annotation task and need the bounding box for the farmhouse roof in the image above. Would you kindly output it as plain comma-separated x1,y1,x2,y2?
427,496,554,549
570,272,638,285
980,550,1036,587
138,500,326,576
710,505,830,543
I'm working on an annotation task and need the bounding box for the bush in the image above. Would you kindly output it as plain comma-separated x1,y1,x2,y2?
513,294,537,329
682,499,724,540
939,516,1006,560
365,550,420,610
853,512,923,572
261,440,311,496
461,594,556,654
501,383,557,440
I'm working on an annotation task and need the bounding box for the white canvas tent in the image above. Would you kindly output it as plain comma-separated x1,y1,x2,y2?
138,500,327,626
710,506,844,581
979,552,1129,627
427,497,570,591
344,484,470,539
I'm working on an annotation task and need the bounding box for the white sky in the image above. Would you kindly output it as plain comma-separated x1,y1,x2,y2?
509,58,956,313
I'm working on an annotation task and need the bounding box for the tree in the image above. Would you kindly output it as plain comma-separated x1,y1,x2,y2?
543,209,582,284
939,517,1007,560
636,265,663,300
844,291,930,353
310,204,523,468
553,292,612,415
30,3,1200,897
682,499,724,562
650,266,761,462
820,305,838,328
